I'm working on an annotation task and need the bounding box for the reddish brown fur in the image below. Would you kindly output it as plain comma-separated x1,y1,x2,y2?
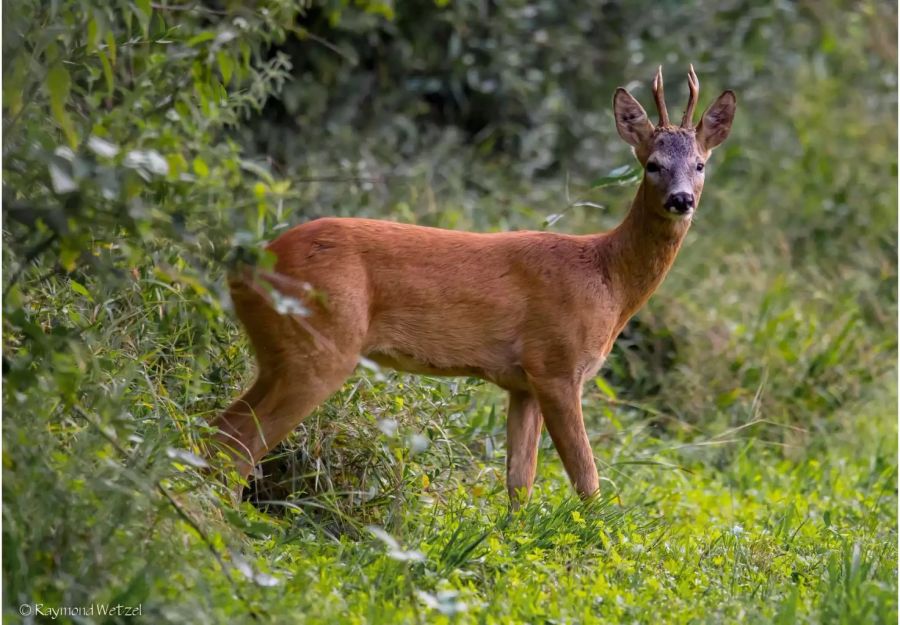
212,68,736,505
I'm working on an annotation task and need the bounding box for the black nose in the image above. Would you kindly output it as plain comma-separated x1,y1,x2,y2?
665,192,695,214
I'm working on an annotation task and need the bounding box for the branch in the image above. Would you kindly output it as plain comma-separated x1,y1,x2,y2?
150,3,229,15
3,232,59,299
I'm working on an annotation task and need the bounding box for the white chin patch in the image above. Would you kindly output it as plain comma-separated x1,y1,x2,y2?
664,207,693,219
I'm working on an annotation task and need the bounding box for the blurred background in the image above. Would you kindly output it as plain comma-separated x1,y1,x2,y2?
2,1,897,623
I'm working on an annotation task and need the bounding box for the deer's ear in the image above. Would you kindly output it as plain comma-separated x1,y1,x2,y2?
696,90,736,151
613,88,654,147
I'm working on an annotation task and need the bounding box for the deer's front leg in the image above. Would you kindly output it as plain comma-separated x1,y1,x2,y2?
506,390,544,508
530,378,599,498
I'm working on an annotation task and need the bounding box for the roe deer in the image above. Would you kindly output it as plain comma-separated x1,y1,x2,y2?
213,66,736,505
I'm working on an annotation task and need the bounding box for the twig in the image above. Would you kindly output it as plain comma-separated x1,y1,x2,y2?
150,3,229,15
289,26,358,64
3,232,59,299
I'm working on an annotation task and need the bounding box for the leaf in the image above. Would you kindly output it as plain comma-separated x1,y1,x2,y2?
590,164,641,189
543,213,564,228
105,30,117,65
49,161,77,194
594,376,618,400
377,419,398,437
3,57,27,116
149,10,166,39
192,157,209,178
124,150,169,177
408,433,429,454
135,0,152,19
98,50,115,97
187,31,216,47
59,239,81,272
166,152,188,177
270,290,308,316
239,40,251,68
134,0,152,36
230,550,282,586
253,573,280,587
70,280,93,301
366,526,400,550
47,64,78,148
88,136,119,158
417,590,467,615
239,159,275,184
86,17,99,53
165,448,208,468
214,30,237,47
217,51,234,86
366,526,425,561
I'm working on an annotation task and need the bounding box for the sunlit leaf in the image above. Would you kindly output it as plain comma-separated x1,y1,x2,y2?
217,51,234,86
134,0,152,35
593,377,617,400
591,164,641,188
187,31,215,47
104,30,117,65
88,136,119,158
49,161,77,194
98,50,115,97
70,280,93,301
59,239,81,272
165,448,208,469
86,17,99,53
192,156,209,178
47,64,78,148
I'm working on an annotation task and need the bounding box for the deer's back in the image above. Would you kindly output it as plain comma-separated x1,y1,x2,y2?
263,218,619,385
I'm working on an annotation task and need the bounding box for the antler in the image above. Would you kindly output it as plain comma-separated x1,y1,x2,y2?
652,66,669,127
681,64,699,128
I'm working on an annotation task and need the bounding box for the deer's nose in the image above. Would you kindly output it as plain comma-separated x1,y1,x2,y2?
665,192,694,214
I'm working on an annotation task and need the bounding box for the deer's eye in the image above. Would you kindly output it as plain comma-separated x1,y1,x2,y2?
696,162,705,172
646,162,660,173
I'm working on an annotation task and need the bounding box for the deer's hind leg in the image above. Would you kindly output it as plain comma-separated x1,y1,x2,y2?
212,351,360,480
212,287,367,481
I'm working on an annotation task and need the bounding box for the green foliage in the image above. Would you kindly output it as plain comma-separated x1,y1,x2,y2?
2,0,896,623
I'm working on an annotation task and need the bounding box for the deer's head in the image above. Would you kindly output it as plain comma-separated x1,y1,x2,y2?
613,66,736,219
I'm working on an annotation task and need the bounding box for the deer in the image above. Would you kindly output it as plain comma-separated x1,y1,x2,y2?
212,66,736,506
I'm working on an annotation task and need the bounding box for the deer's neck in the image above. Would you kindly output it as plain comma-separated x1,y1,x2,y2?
599,179,691,320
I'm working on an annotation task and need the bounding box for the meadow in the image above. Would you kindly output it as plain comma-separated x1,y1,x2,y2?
2,1,897,623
